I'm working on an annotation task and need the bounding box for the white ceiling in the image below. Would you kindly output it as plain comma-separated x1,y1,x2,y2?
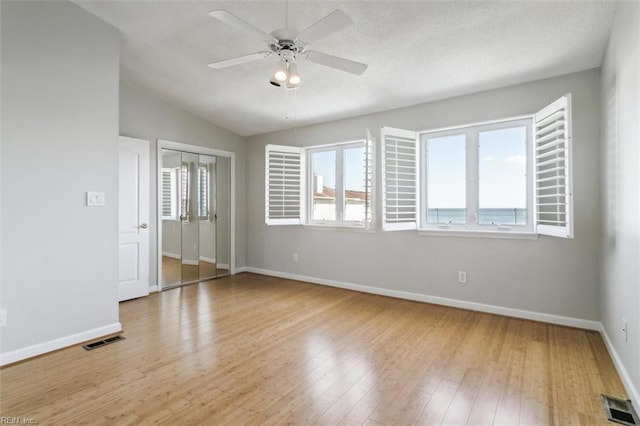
75,1,617,137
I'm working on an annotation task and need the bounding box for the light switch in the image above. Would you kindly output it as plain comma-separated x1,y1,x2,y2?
87,191,105,206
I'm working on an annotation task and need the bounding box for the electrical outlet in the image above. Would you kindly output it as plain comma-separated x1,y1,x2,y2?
622,318,628,343
293,253,299,262
458,271,467,283
0,308,6,327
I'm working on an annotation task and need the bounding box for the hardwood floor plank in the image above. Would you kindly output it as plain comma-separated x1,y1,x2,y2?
0,273,628,425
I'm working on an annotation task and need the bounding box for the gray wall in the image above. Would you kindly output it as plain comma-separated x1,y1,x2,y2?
1,1,120,354
119,81,247,286
247,69,602,321
600,1,640,407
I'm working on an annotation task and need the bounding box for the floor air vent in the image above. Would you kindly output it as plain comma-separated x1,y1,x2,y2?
602,394,639,425
83,335,125,351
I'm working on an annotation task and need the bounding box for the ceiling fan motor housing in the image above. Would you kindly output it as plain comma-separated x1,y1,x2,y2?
269,29,306,62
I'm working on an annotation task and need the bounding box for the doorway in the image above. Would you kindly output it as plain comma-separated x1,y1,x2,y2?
118,136,150,301
157,140,234,289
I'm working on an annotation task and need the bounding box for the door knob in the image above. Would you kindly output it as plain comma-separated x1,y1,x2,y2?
140,223,148,229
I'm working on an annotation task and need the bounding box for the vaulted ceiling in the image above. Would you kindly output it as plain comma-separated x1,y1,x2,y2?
75,1,617,136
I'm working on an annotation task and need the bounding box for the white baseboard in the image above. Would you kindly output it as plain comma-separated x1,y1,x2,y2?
0,322,122,366
600,325,640,414
244,267,601,331
218,263,230,270
199,256,216,263
162,252,181,260
182,259,198,266
233,266,247,274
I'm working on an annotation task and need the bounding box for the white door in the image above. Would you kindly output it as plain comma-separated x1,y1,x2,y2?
118,136,150,301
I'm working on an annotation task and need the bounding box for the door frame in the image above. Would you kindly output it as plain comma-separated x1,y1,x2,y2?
156,139,236,292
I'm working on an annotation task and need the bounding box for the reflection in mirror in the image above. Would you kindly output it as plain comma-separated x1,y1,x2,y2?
198,155,216,281
181,152,200,285
216,156,230,276
160,147,231,288
161,149,182,288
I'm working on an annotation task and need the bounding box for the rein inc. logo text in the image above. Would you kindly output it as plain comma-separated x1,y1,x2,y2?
0,417,36,425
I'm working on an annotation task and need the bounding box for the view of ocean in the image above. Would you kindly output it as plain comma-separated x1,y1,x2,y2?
426,208,527,225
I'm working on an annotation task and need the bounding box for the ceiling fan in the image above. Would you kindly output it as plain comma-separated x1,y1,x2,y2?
208,8,368,89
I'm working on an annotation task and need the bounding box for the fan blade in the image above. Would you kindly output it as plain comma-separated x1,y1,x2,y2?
209,10,276,43
305,51,368,75
297,10,353,45
208,52,272,69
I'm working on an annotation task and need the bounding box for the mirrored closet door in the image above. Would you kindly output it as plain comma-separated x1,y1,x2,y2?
160,148,230,289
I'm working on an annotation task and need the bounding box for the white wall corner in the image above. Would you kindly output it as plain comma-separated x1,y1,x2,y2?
599,324,640,415
0,322,122,366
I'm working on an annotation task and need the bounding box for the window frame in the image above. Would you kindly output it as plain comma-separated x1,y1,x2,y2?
306,139,369,227
418,116,534,234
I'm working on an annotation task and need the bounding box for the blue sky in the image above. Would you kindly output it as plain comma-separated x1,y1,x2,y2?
312,146,365,192
427,126,526,209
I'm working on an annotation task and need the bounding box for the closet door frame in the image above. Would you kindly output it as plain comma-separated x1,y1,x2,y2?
156,139,235,292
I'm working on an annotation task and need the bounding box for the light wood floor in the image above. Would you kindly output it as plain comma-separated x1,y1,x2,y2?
0,273,627,425
161,256,228,288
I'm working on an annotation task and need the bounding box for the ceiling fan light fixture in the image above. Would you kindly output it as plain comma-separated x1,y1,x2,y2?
287,62,301,86
273,60,288,82
269,76,282,87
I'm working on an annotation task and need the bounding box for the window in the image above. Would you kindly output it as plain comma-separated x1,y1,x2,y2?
421,117,532,232
308,142,369,225
382,94,573,238
310,149,336,221
265,133,374,228
265,95,572,238
161,167,179,220
425,133,466,225
478,126,528,226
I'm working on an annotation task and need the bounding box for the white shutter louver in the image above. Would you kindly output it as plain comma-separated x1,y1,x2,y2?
161,167,178,220
180,161,191,222
162,169,173,218
381,126,418,230
364,129,375,229
198,164,209,220
534,94,573,238
265,145,305,225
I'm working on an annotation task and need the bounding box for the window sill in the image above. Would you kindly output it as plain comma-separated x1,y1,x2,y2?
303,224,374,232
418,228,538,240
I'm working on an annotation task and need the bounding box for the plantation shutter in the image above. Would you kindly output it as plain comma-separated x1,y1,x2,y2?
161,169,173,218
180,161,191,222
381,126,418,230
534,94,573,238
364,129,375,230
197,163,209,220
265,145,305,225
